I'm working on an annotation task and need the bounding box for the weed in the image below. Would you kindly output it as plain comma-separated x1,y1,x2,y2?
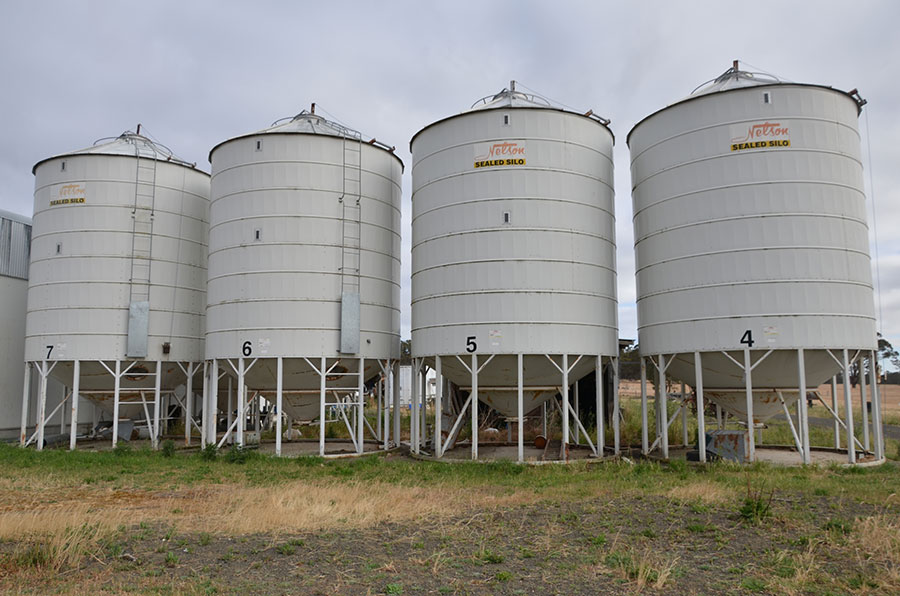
113,443,132,456
589,534,607,546
276,543,296,555
161,439,176,458
740,577,766,591
164,551,178,567
686,524,709,533
640,528,657,538
384,583,403,595
478,548,504,564
495,571,512,582
518,547,534,559
823,519,852,535
738,476,774,524
200,443,217,461
225,445,251,464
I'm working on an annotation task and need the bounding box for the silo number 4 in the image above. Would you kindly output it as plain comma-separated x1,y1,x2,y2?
740,330,755,348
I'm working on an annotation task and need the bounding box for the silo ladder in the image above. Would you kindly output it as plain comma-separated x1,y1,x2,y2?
126,147,157,358
338,135,362,354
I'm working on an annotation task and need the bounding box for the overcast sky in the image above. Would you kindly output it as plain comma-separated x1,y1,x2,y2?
1,0,898,353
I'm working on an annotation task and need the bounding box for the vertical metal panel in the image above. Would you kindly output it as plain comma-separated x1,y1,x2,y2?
0,214,31,280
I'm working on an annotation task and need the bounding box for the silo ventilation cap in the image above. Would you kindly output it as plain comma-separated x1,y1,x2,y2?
690,60,787,96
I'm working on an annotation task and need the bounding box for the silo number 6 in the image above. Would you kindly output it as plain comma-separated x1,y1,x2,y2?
740,330,755,348
465,336,477,353
242,340,252,357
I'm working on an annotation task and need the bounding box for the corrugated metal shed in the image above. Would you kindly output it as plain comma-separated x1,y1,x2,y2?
0,209,31,280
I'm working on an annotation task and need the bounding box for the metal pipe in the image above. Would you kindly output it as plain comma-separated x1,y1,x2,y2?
185,363,193,446
226,375,233,444
517,353,524,463
612,356,620,455
319,356,326,456
680,381,688,447
471,353,478,460
573,378,580,445
276,357,283,456
436,356,443,458
694,352,706,463
744,348,755,462
36,361,48,451
236,358,245,447
640,357,648,455
392,361,400,448
152,360,162,449
596,355,604,457
869,350,884,460
659,354,668,459
70,360,80,450
357,356,364,454
561,354,569,461
411,358,419,453
797,348,810,464
210,359,219,445
831,376,840,447
200,361,209,447
20,362,31,447
112,360,121,448
842,349,855,463
859,359,869,451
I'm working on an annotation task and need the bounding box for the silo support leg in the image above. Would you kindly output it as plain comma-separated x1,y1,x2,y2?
831,376,840,448
20,362,31,447
743,348,755,463
842,349,856,464
612,356,620,456
694,352,706,463
596,356,604,457
227,376,234,444
152,360,162,449
70,360,80,451
573,379,580,445
185,363,194,446
640,358,648,455
659,354,669,459
392,361,400,449
357,356,364,455
517,353,523,463
869,351,884,460
471,353,478,460
276,357,283,457
680,381,688,447
436,356,443,458
112,360,122,448
859,355,869,452
411,358,420,453
200,361,209,447
797,348,811,464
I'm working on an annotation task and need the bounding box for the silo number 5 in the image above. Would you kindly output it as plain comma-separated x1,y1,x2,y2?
242,340,252,357
740,330,755,348
465,336,477,353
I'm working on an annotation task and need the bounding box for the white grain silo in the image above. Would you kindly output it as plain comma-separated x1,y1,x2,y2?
206,107,403,456
2,210,97,445
410,82,619,462
629,62,884,464
25,129,210,450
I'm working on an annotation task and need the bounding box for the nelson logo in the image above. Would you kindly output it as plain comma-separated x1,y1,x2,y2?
730,121,791,152
474,140,527,168
50,183,86,206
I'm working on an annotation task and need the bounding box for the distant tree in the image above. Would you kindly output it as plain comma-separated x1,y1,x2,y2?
399,339,412,365
618,342,641,380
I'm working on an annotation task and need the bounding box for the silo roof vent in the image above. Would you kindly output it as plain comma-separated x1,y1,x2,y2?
690,60,787,96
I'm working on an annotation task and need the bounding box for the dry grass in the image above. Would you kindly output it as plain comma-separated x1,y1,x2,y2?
666,481,733,505
852,514,900,587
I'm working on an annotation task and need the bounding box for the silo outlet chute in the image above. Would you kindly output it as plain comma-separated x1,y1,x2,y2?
629,62,884,465
410,82,619,462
